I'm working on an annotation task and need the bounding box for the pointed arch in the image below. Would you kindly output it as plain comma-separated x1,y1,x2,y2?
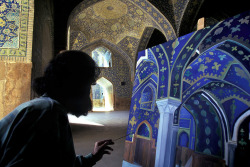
80,39,134,78
180,39,250,101
92,77,114,111
178,0,205,36
140,83,157,111
92,46,112,67
201,91,230,142
135,120,153,139
174,90,227,158
232,109,250,141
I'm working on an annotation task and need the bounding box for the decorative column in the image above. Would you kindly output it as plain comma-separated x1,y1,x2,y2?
227,141,237,167
155,99,181,167
169,125,180,167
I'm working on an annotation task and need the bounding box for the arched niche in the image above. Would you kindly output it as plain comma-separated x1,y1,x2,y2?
173,91,227,167
175,92,225,158
176,106,196,150
136,122,152,139
133,121,155,167
140,83,156,111
178,131,189,148
91,77,114,111
92,47,112,67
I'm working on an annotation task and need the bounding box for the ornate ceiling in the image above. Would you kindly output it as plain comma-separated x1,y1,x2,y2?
67,0,177,79
69,0,164,45
66,0,249,80
53,0,249,56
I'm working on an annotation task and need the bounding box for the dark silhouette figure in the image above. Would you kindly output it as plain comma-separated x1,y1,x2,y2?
0,51,114,167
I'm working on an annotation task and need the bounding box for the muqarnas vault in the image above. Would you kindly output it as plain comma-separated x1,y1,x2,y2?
123,11,250,167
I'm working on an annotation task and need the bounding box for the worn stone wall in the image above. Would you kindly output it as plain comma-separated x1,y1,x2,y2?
0,0,34,119
0,62,32,118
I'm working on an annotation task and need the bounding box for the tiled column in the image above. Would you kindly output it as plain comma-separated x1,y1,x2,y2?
155,99,181,167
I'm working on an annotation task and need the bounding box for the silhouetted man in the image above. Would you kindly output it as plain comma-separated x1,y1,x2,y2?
0,51,114,167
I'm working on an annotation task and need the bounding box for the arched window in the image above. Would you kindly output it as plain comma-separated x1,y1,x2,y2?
178,131,189,148
140,84,156,111
92,47,112,67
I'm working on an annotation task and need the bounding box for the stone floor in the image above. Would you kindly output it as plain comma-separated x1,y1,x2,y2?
69,111,130,167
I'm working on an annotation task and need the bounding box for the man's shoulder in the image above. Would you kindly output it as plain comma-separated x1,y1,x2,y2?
0,97,55,145
1,96,67,128
16,97,53,113
10,97,63,122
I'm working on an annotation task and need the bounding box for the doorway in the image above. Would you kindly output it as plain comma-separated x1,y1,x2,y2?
91,77,114,111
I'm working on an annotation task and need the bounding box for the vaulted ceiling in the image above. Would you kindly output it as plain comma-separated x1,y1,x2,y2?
52,0,249,54
68,0,158,45
66,0,177,77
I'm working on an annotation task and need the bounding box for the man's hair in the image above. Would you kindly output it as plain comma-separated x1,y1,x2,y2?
33,50,100,97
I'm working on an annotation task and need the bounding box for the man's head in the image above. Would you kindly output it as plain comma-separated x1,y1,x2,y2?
33,50,100,117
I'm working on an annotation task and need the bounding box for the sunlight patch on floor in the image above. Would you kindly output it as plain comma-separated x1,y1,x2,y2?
68,114,104,126
92,107,113,112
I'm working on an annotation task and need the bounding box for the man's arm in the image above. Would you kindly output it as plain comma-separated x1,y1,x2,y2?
74,140,114,167
75,154,96,167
